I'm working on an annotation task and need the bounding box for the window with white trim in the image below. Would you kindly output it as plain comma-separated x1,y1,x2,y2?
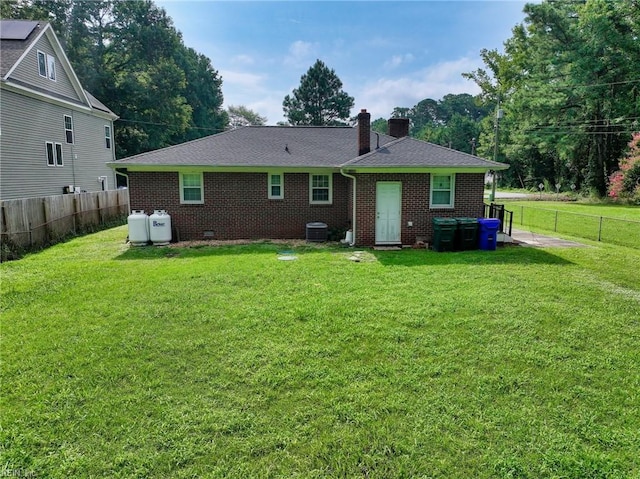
105,125,111,149
180,172,204,204
430,173,455,208
47,54,56,81
46,141,63,167
310,174,332,204
64,115,74,144
37,51,47,77
46,142,55,166
37,51,57,81
268,172,284,199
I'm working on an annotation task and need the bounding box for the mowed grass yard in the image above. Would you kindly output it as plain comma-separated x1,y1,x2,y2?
2,225,639,478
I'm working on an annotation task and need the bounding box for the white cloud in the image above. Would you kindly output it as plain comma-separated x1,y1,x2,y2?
232,54,255,65
220,70,265,90
355,57,482,119
284,40,317,67
384,53,415,70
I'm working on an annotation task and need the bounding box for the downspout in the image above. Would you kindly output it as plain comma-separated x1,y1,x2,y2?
115,169,131,212
340,168,356,246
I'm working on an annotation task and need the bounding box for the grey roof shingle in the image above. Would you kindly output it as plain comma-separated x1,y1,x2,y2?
114,126,396,168
342,136,507,169
114,125,508,171
0,20,42,78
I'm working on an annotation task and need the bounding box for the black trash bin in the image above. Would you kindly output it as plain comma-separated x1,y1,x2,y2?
432,218,457,252
454,217,478,251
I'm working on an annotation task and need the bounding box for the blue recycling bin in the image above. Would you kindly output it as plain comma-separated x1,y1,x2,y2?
478,218,501,251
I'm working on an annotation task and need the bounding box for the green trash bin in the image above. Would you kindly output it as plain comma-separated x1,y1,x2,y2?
454,217,479,251
432,218,458,252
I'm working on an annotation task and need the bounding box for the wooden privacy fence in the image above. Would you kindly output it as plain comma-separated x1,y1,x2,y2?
1,189,129,251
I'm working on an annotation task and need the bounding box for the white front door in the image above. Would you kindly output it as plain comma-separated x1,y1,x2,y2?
376,182,402,244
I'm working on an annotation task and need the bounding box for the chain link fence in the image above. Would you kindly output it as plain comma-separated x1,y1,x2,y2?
509,205,639,249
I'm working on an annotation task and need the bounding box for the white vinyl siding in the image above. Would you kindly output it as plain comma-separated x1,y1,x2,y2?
310,173,332,204
1,90,115,200
430,173,455,208
268,172,284,199
180,172,204,204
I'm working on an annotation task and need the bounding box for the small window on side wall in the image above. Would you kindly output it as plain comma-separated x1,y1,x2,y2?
46,142,55,166
47,54,56,81
268,172,284,199
180,172,204,204
64,115,74,144
430,173,455,208
310,173,332,204
105,125,111,149
37,51,47,77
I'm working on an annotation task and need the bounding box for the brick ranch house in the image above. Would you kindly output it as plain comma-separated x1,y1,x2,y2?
110,110,508,246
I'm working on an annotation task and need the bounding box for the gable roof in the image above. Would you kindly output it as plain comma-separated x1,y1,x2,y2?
0,19,117,118
113,125,508,171
114,126,396,168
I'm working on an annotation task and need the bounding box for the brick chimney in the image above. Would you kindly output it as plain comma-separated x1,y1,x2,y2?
388,118,410,138
358,109,371,156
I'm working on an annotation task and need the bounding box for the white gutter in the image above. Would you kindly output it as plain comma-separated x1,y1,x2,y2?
340,168,356,246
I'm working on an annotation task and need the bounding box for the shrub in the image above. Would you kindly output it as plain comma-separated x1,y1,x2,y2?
608,132,640,204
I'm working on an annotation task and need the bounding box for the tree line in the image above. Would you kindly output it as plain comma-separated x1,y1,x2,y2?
2,0,228,159
4,0,638,198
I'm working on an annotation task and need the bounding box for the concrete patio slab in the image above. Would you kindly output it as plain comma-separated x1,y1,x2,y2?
510,228,588,248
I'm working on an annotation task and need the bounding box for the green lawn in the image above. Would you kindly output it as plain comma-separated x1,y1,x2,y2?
497,201,640,248
2,226,639,478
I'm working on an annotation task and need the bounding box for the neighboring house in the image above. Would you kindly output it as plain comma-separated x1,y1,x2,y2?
111,110,508,246
0,19,118,200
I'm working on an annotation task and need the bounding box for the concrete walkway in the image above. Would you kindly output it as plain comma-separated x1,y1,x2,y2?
509,228,588,248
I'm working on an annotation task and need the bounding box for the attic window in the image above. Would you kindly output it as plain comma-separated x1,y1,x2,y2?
37,51,46,77
37,50,56,81
47,55,56,81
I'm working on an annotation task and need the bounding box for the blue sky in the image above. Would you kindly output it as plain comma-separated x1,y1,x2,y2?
156,1,529,124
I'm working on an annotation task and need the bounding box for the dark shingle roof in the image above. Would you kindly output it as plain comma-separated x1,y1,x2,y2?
113,125,508,170
115,126,396,168
342,136,507,169
0,20,42,78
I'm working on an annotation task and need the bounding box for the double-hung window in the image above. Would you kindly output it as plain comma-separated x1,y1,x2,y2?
310,173,332,204
180,172,204,204
268,172,284,199
430,173,455,208
64,115,74,144
104,126,112,149
46,142,63,167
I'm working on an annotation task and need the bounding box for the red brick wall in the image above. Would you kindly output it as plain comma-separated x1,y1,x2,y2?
355,173,485,246
128,171,350,241
128,171,485,245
